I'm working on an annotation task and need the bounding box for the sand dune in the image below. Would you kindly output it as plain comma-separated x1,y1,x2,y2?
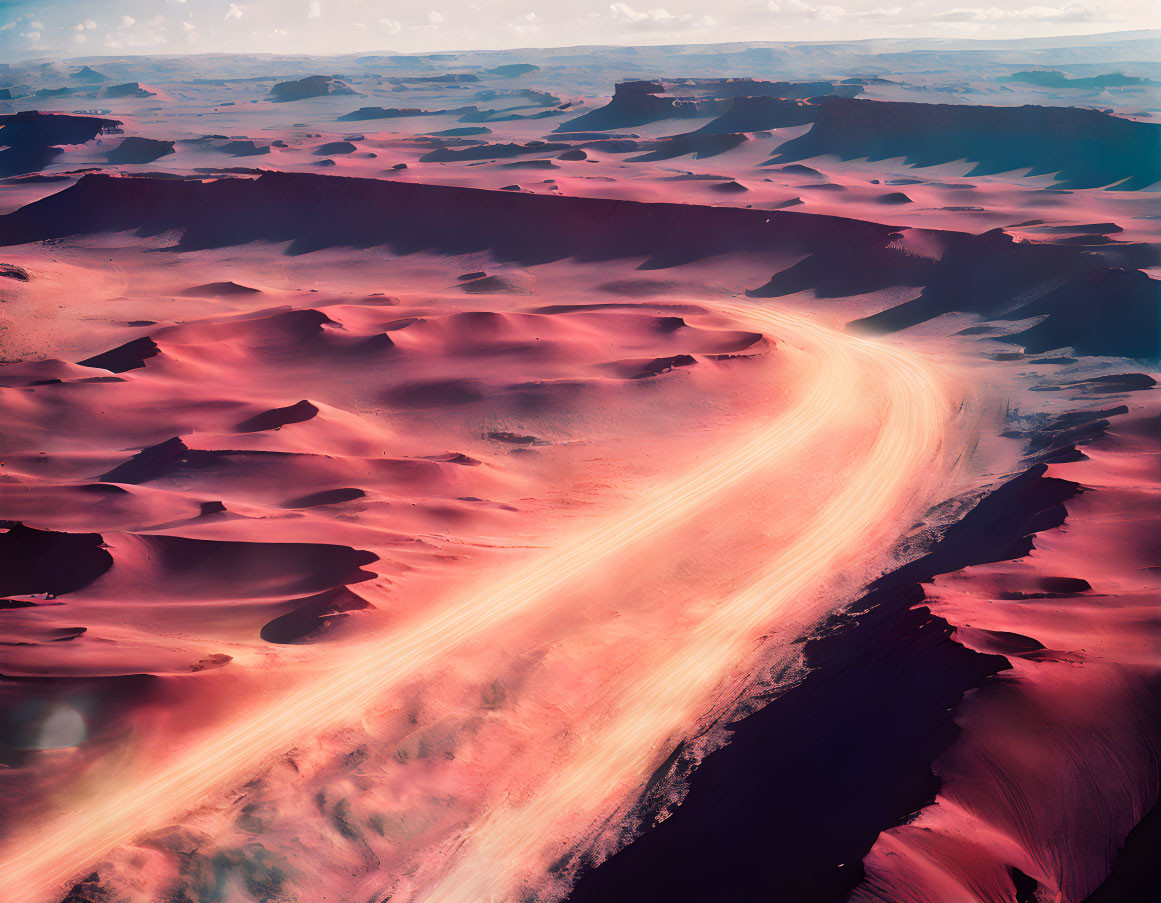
0,35,1157,903
0,303,960,903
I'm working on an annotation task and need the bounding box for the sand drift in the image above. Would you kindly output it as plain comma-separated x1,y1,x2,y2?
0,302,956,903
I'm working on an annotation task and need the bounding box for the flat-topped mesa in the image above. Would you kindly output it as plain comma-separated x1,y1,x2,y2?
0,110,124,177
103,82,157,99
770,97,1161,190
616,80,665,97
555,80,717,132
695,96,819,135
338,107,429,121
472,87,560,107
0,169,898,261
556,78,859,133
668,78,860,99
267,75,360,103
0,110,122,148
486,63,540,78
1005,70,1151,89
106,136,175,164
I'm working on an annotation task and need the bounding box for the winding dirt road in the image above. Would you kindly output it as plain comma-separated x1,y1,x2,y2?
409,301,953,902
0,301,957,903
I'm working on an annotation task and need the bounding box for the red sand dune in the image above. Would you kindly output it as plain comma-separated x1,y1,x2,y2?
0,39,1158,903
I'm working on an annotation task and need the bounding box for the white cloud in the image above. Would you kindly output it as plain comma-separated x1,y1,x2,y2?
608,3,714,26
610,3,674,22
934,3,1099,20
182,20,195,31
72,32,87,43
1,0,1119,54
105,12,169,47
767,0,844,20
509,10,539,34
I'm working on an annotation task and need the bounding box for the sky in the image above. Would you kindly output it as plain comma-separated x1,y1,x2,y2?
0,0,1156,58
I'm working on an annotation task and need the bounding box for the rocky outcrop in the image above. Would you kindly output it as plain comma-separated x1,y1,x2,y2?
267,75,359,103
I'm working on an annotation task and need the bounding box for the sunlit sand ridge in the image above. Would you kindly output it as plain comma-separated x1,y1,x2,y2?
0,303,953,903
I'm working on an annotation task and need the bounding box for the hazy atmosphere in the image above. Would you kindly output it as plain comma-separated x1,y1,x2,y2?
0,0,1157,56
1,2,1159,903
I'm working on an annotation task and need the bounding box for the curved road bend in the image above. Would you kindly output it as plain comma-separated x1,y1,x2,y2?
410,300,952,903
0,302,954,903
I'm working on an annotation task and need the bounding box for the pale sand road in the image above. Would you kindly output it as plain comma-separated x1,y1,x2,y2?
407,301,951,903
0,301,954,903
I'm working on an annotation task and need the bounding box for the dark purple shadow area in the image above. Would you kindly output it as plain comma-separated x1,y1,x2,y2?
3,172,1154,358
0,523,113,597
1082,800,1161,903
568,465,1078,903
769,98,1161,190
